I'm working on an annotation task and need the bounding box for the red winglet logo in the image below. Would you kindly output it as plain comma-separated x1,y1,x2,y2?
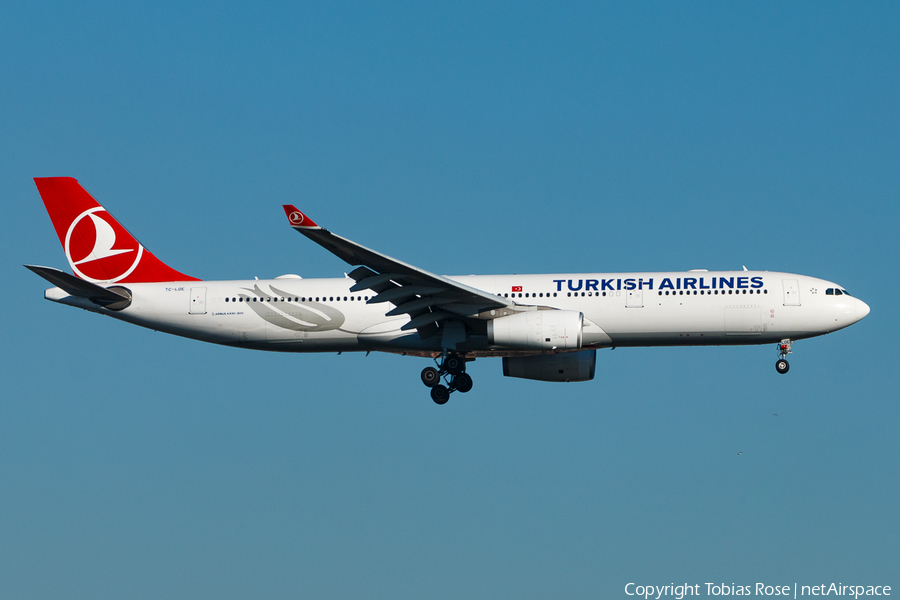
282,205,319,228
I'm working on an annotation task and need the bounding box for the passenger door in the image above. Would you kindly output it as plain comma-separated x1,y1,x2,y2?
782,279,801,306
189,287,207,314
626,289,643,308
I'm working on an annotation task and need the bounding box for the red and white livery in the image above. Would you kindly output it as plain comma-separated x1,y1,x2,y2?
28,177,870,404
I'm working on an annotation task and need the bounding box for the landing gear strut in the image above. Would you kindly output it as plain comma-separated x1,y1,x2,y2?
775,339,792,374
421,352,473,404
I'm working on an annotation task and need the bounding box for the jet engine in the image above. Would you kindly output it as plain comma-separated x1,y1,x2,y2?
502,349,597,382
487,310,583,350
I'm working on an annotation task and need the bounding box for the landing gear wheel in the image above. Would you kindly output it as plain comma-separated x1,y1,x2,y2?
444,355,464,375
775,359,790,374
431,385,450,405
421,366,440,387
453,373,473,393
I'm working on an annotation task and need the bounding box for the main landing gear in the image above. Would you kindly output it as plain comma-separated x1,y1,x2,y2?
421,353,473,405
775,339,792,374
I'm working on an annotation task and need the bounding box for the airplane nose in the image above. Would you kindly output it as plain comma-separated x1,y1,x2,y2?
857,299,870,321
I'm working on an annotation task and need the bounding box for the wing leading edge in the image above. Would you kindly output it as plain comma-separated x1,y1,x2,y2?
281,205,512,339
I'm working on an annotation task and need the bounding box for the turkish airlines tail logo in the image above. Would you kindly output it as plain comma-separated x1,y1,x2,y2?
35,177,200,284
72,211,134,265
65,207,144,282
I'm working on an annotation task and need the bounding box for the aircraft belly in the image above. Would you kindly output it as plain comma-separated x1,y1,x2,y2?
356,317,442,351
591,301,774,346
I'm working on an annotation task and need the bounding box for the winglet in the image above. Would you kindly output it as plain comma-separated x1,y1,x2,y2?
282,205,320,229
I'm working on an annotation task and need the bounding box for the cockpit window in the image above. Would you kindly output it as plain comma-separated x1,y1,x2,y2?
826,289,834,295
841,289,851,296
826,288,848,296
835,289,843,295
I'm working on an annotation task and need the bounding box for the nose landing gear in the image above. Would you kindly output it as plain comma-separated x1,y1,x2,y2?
775,339,792,374
421,353,473,404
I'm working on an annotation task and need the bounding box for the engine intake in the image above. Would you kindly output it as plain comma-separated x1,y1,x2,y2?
487,310,583,350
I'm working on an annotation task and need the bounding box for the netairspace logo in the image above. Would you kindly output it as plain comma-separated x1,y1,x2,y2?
624,583,892,600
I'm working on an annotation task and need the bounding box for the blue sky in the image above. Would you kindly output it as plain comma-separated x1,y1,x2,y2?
2,2,898,598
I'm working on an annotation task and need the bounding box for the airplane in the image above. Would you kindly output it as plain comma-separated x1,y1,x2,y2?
27,177,870,404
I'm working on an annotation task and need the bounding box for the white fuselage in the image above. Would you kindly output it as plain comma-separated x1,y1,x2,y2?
46,270,869,357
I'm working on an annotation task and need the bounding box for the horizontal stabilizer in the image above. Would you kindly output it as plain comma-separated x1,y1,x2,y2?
25,265,132,309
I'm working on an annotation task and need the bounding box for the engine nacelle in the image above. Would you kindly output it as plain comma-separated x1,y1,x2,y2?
487,310,583,350
502,350,597,382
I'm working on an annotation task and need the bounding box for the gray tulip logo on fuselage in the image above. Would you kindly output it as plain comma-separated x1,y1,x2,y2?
240,284,345,331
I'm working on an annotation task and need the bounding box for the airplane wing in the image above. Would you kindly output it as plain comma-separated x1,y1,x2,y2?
282,205,512,339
